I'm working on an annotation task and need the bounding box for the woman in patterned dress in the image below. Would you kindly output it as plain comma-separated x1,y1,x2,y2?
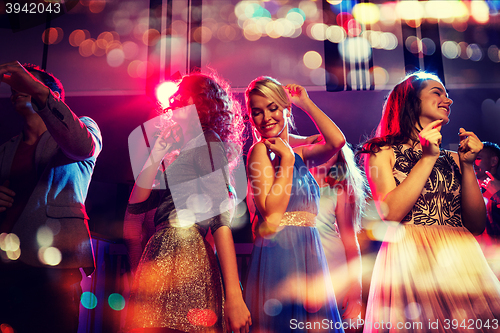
360,72,500,332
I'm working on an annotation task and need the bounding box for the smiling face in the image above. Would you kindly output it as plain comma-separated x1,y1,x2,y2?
418,79,453,128
249,92,288,140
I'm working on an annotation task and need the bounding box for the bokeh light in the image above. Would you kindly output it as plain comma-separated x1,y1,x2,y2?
371,66,389,88
169,209,196,228
156,81,178,106
0,233,20,252
405,302,422,320
303,50,322,69
107,48,125,67
187,309,217,327
89,0,105,13
81,292,98,310
310,67,326,86
471,0,489,24
79,39,96,57
264,299,282,316
466,43,483,61
442,41,460,59
38,246,62,266
0,323,14,333
69,29,90,47
108,293,126,311
488,45,500,63
309,23,328,41
396,1,424,21
352,3,380,25
42,27,63,45
326,25,346,43
37,225,54,247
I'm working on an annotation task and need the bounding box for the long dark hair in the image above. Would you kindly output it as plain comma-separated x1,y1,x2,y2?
359,71,443,155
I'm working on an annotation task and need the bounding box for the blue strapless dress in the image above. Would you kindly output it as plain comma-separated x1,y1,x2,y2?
244,154,344,332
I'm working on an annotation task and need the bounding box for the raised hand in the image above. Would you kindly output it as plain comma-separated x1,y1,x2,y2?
150,123,183,163
0,180,15,213
481,170,500,200
458,128,483,165
419,119,443,158
0,61,50,106
284,84,310,110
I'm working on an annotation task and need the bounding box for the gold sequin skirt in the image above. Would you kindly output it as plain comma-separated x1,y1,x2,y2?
365,224,500,333
126,224,224,332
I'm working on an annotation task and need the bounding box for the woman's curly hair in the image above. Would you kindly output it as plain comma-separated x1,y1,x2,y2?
159,71,246,173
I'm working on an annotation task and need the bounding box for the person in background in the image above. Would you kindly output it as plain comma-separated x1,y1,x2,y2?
474,141,500,277
310,143,368,332
0,61,102,333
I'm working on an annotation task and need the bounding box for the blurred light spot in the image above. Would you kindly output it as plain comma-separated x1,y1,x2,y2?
467,44,483,61
471,0,489,24
42,27,63,45
339,37,372,63
396,1,424,21
299,1,318,19
326,25,346,43
156,81,178,107
452,20,468,32
6,248,21,261
405,302,422,320
264,299,282,316
218,24,238,41
127,60,142,78
186,194,212,214
81,291,98,310
122,41,139,59
108,293,125,311
379,32,397,50
79,39,96,57
107,48,125,67
310,67,326,86
277,18,294,37
136,60,155,79
37,226,54,247
459,42,469,60
115,19,134,37
38,246,62,266
69,29,89,47
193,26,212,44
303,51,322,69
352,3,379,25
309,23,328,41
89,0,105,13
287,9,305,27
187,309,217,327
133,22,149,40
327,0,342,4
442,41,460,59
0,324,14,333
233,202,247,219
170,209,196,228
405,36,421,54
243,22,262,41
219,198,235,216
106,41,122,54
380,3,397,26
172,20,187,37
488,45,500,63
371,66,389,87
0,233,20,252
143,29,160,46
264,21,282,39
346,19,362,37
421,38,435,56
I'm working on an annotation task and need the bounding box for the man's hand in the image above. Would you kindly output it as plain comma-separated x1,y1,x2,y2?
0,180,15,213
0,61,50,108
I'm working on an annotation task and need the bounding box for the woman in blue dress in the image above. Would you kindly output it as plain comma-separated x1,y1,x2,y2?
244,76,346,332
